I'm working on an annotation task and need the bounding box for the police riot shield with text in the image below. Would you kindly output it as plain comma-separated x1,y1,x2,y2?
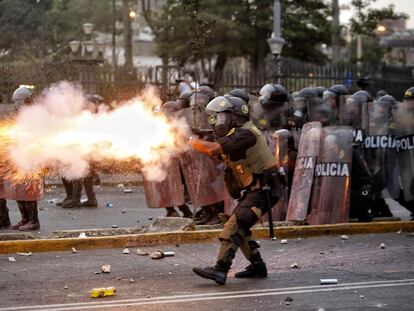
339,95,368,136
287,122,322,222
143,156,185,208
393,100,414,201
307,126,353,225
365,100,400,200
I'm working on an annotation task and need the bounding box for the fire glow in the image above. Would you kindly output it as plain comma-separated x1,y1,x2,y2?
0,82,189,182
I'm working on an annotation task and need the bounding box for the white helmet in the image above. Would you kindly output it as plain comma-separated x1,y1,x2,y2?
12,87,33,105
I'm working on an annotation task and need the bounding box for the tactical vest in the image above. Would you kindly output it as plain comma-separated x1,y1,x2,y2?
223,121,276,189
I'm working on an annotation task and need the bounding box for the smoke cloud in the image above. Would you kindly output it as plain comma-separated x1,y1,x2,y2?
5,81,190,181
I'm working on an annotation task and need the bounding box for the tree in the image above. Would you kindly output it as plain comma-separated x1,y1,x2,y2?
348,0,407,65
144,0,333,82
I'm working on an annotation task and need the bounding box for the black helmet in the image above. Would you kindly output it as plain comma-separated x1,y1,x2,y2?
353,90,373,102
314,86,326,98
259,83,288,109
297,87,318,99
206,95,249,118
228,88,249,103
196,86,214,101
403,87,414,100
377,95,397,108
328,84,349,97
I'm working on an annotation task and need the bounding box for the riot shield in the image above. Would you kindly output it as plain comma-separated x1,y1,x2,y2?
271,129,291,221
307,126,353,225
339,95,368,137
287,122,322,222
143,156,185,208
393,100,414,201
365,100,399,200
4,176,44,201
179,150,226,207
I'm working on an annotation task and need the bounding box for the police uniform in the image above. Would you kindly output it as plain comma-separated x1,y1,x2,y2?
190,94,281,285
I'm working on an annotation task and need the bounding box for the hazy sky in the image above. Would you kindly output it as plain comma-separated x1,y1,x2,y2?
340,0,414,28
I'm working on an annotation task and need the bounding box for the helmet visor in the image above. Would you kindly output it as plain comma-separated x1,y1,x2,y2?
206,96,233,115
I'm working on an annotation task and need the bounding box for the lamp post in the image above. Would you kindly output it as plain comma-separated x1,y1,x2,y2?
69,23,103,65
267,0,285,84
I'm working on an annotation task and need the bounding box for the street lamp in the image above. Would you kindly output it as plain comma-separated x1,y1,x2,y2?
267,0,285,83
69,23,103,64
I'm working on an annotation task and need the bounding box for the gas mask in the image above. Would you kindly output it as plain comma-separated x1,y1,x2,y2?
210,112,233,137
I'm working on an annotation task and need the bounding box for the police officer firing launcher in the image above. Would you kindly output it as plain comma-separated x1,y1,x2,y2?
189,93,283,285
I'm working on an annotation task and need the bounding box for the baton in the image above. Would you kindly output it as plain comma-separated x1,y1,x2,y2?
263,183,275,239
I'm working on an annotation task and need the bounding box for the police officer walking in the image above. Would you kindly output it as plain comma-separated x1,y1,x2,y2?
189,94,282,285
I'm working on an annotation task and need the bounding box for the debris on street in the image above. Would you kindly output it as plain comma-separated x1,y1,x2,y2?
137,249,149,256
16,252,32,256
150,251,164,259
71,247,77,253
89,287,117,298
101,265,111,273
281,239,288,244
8,257,16,262
79,232,87,238
123,189,133,193
341,235,349,240
122,248,130,254
380,243,386,249
290,262,299,269
320,279,338,285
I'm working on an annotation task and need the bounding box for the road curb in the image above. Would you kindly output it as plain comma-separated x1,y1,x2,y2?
0,221,412,254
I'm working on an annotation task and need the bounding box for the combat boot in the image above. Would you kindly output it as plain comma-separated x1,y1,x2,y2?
62,180,82,208
56,178,73,206
0,199,11,229
235,253,267,278
165,207,180,217
206,203,224,225
10,201,29,230
195,206,213,225
192,266,227,285
178,204,193,219
80,176,98,207
18,202,40,231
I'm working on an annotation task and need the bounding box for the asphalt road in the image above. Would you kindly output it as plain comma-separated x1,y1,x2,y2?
0,232,413,310
2,185,412,238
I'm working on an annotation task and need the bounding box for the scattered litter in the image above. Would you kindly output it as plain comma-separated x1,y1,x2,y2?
137,249,149,256
353,290,358,294
168,272,172,275
94,271,100,274
123,189,133,193
71,247,77,254
270,237,277,241
290,263,299,269
8,257,16,262
112,225,118,228
17,252,32,256
320,279,338,285
285,297,293,302
148,217,153,220
47,199,58,204
164,251,175,257
341,235,349,240
90,287,117,298
129,278,135,283
360,295,364,299
320,252,325,255
117,184,124,188
397,230,402,234
64,285,68,289
106,203,113,208
123,248,130,254
101,265,111,273
280,239,288,244
150,251,164,259
146,295,151,298
79,232,87,238
317,308,326,311
121,210,126,214
380,243,386,249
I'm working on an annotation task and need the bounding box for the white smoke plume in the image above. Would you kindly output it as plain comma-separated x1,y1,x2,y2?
5,81,190,181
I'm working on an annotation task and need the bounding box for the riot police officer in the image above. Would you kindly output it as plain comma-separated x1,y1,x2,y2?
4,86,43,231
190,94,282,285
322,84,349,125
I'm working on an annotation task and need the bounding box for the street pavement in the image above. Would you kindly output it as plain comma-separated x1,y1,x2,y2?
0,232,413,310
2,184,412,238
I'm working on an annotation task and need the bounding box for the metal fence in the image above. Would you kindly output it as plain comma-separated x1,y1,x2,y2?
1,58,413,104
